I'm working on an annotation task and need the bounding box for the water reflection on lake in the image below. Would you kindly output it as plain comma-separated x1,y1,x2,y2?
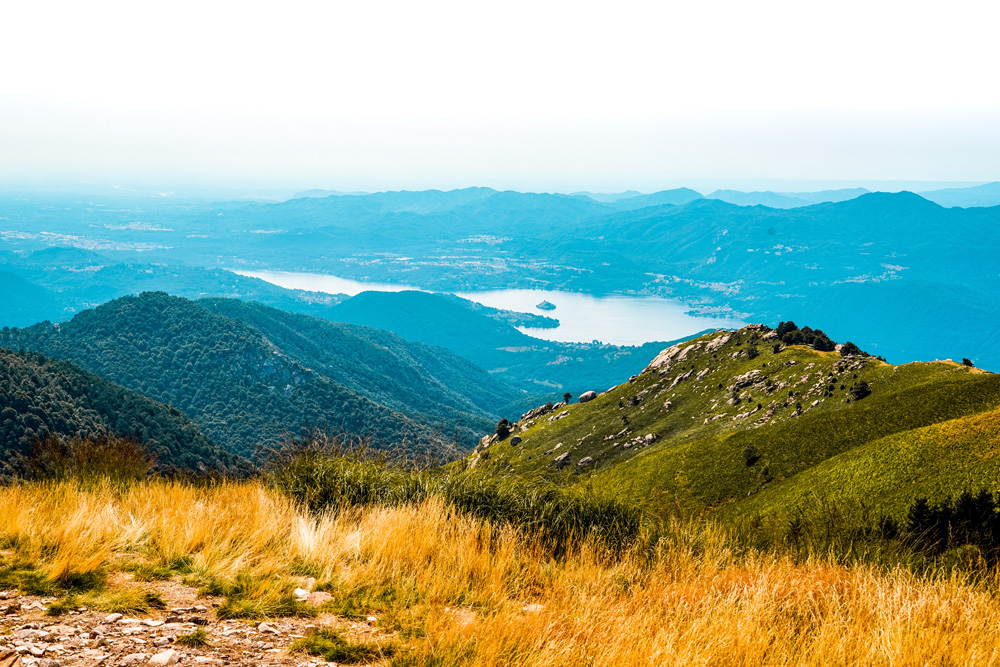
236,270,744,347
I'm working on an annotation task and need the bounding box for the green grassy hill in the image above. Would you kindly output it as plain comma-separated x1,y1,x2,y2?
473,324,1000,522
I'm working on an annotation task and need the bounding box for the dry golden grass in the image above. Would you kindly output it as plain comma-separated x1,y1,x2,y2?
3,479,1000,666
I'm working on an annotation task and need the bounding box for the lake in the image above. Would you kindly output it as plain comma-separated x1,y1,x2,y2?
236,270,745,346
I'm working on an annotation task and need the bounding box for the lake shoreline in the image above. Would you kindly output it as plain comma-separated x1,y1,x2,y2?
235,269,745,347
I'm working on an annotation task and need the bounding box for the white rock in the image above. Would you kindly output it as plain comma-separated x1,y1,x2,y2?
257,622,279,634
293,587,310,599
104,613,124,623
149,649,180,666
142,620,164,627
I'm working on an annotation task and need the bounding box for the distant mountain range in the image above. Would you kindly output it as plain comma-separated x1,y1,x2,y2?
918,182,1000,208
2,184,999,374
704,188,872,208
554,192,1000,368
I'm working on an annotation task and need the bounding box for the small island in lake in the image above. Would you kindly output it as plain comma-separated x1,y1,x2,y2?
536,300,557,311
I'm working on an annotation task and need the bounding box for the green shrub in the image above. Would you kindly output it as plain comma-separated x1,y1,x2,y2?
176,627,210,648
209,574,316,620
25,435,153,486
270,434,643,556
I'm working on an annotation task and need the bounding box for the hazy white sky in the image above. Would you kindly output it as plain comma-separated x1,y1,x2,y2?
2,0,998,192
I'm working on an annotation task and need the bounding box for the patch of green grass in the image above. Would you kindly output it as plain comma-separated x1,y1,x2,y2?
127,563,174,581
124,555,196,582
45,594,82,616
320,580,421,620
45,589,166,617
176,627,210,648
209,574,316,620
291,627,397,664
0,565,58,596
95,589,167,614
0,560,95,597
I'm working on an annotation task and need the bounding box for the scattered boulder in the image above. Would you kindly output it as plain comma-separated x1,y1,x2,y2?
706,333,732,352
306,591,332,606
149,649,180,666
510,435,522,446
577,456,594,467
579,391,597,403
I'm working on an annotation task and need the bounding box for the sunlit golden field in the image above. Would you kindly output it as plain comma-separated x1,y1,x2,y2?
3,480,1000,666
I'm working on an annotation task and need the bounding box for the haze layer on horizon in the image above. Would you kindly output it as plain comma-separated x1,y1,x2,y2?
2,0,999,193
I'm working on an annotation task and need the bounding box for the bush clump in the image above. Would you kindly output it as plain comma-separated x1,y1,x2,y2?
269,432,643,556
23,434,153,486
774,321,863,355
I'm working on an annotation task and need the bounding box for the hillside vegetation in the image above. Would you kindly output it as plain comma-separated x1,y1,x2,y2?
1,292,522,458
477,324,1000,523
0,348,245,477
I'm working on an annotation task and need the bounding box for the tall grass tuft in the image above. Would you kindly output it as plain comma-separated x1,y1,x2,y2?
24,434,153,486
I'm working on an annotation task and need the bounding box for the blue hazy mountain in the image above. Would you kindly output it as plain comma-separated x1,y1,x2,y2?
570,190,643,202
777,187,871,204
706,189,814,208
0,249,349,326
0,271,65,327
559,192,1000,368
291,188,371,198
706,188,870,208
920,182,1000,208
608,188,704,210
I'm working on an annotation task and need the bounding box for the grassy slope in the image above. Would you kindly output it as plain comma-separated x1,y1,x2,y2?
6,480,1000,666
481,326,1000,520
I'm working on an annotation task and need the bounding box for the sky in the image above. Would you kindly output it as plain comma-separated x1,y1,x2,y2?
2,0,999,193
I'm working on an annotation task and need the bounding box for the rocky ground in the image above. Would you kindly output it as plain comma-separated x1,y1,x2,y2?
0,579,392,667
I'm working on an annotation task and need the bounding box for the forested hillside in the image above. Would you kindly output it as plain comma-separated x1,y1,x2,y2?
1,293,521,459
0,347,245,477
